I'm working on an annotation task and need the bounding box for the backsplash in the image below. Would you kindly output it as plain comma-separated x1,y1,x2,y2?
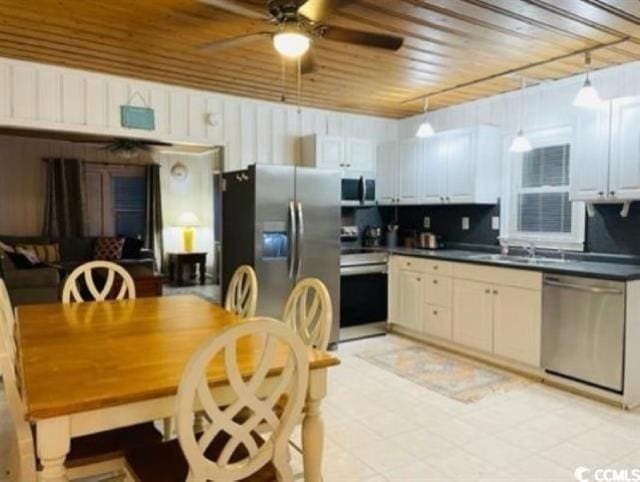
345,202,640,258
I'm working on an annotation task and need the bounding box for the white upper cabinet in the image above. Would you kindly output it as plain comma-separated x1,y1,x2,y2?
346,138,376,173
398,138,422,204
610,97,640,200
571,104,611,201
376,141,398,204
420,125,501,205
301,135,376,176
571,95,640,203
421,134,447,204
301,135,344,170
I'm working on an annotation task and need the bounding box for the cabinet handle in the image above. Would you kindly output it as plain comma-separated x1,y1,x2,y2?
406,262,411,266
433,279,438,284
598,191,604,196
493,290,499,295
610,191,616,196
433,266,438,270
433,310,438,315
485,289,490,294
417,277,422,282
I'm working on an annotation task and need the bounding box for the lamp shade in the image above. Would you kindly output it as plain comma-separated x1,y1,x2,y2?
509,130,533,153
176,211,201,227
573,78,603,109
273,31,310,58
416,120,435,138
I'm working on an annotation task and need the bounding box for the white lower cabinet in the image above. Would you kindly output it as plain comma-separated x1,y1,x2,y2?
493,286,541,366
396,268,423,332
389,255,542,368
452,279,494,352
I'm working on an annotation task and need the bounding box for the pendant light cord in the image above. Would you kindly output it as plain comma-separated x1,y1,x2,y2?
519,76,526,132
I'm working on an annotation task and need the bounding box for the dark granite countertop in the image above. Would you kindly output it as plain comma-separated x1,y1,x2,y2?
388,247,640,281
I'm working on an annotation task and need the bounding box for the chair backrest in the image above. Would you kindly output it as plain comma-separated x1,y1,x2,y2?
283,278,332,351
61,261,136,303
0,280,36,482
0,278,16,362
176,318,308,482
224,265,258,318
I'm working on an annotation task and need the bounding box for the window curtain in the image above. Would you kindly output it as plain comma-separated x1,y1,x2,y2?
145,164,165,273
42,158,87,238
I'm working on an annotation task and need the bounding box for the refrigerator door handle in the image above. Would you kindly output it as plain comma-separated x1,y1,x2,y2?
296,201,304,279
288,200,297,280
359,176,366,204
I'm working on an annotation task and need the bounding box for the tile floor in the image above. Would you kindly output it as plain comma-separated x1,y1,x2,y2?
2,334,640,481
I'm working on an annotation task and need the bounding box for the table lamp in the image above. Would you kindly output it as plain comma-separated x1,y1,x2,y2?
176,211,201,252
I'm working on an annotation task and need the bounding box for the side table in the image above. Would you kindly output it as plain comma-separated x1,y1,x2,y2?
168,252,207,286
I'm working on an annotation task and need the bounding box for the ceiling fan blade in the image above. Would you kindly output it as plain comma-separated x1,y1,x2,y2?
300,50,317,75
319,25,404,51
198,0,267,20
298,0,355,23
199,32,272,53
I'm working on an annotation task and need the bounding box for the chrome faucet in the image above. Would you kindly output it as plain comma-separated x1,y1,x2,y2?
525,243,536,259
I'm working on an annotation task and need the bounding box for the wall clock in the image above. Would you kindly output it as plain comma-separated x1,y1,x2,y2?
170,162,189,182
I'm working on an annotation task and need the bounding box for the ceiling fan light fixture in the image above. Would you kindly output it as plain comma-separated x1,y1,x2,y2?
509,130,533,153
273,28,310,58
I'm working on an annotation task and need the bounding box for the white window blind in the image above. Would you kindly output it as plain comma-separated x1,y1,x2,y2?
501,126,585,251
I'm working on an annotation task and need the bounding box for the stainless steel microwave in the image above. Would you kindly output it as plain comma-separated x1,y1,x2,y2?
342,176,375,206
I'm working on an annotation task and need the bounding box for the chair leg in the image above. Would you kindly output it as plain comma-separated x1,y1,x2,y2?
162,417,173,441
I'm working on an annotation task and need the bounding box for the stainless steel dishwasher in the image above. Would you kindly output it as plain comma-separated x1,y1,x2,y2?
542,274,626,393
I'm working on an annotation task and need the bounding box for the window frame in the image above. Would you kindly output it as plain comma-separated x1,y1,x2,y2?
500,125,586,251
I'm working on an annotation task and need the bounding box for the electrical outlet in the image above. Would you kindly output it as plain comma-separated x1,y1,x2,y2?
423,216,431,229
462,217,470,231
492,216,500,230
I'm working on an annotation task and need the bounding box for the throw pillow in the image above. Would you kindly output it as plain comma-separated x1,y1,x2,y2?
16,246,40,264
94,237,125,261
7,251,39,269
121,237,144,259
0,240,15,254
17,243,60,263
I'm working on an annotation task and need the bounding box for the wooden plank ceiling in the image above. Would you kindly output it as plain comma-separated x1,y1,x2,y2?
0,0,637,118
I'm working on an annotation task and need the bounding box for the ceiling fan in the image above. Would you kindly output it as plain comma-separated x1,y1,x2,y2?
197,0,404,74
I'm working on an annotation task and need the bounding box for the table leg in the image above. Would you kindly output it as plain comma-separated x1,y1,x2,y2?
168,257,175,283
177,260,184,286
36,417,70,482
302,370,327,482
200,261,206,285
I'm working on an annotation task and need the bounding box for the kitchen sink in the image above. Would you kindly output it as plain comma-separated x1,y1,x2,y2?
469,254,569,265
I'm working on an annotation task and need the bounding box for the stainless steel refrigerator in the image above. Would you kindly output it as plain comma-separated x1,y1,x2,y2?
221,164,341,346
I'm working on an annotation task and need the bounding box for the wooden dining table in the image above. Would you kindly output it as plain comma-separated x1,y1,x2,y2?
15,295,340,482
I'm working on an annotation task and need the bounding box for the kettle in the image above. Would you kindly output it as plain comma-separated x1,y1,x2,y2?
419,232,440,250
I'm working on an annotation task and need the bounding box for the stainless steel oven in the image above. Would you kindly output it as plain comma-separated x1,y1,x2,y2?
341,176,375,207
340,249,388,327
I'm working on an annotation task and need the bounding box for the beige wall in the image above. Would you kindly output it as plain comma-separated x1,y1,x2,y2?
0,134,151,236
156,150,216,273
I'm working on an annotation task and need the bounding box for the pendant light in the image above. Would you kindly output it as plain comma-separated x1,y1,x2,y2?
415,98,435,138
510,77,532,153
573,51,602,109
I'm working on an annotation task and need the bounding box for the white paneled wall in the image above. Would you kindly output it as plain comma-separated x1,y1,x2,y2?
399,61,640,139
0,56,397,173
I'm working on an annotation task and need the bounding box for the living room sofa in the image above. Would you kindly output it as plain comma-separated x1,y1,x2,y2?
0,236,155,306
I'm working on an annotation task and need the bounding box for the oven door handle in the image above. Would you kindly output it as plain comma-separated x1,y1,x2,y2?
340,265,388,276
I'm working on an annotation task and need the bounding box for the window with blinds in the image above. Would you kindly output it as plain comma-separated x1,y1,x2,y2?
113,176,147,239
517,144,572,235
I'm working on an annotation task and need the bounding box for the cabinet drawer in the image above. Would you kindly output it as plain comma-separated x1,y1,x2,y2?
395,256,452,276
423,275,452,307
453,263,541,291
424,304,452,340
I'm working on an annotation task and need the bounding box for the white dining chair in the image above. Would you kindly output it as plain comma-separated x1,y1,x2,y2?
0,279,163,482
283,277,332,351
62,260,136,303
224,265,258,318
124,318,309,482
